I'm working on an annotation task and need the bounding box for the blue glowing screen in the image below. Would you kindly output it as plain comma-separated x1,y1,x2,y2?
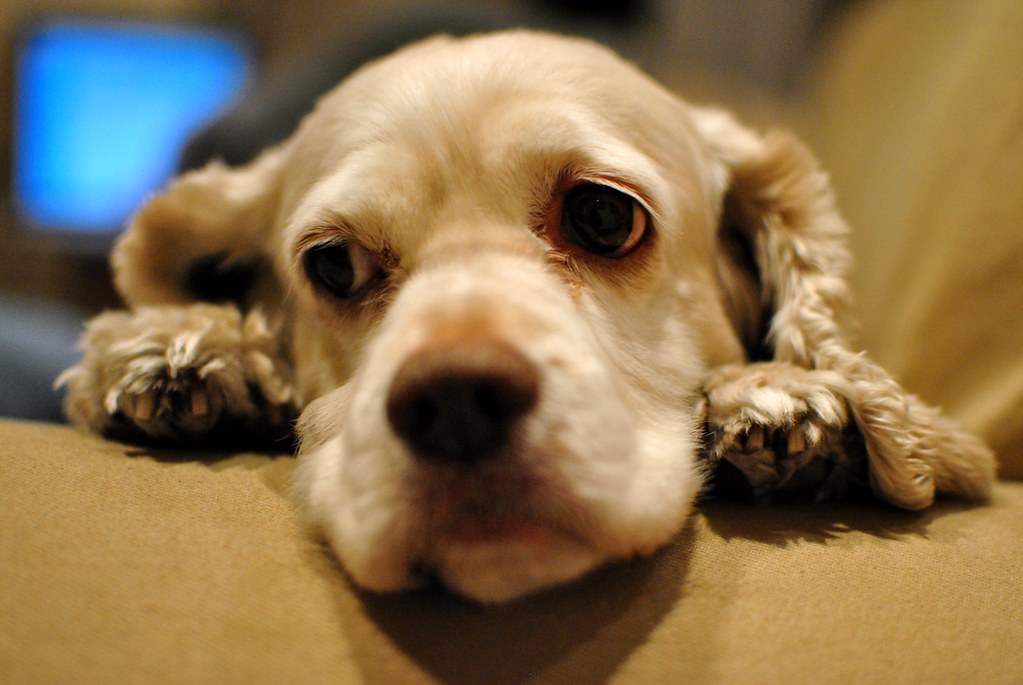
13,18,253,233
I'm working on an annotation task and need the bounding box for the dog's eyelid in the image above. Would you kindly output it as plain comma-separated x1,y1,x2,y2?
561,166,657,212
570,175,661,229
298,215,364,246
296,215,399,266
574,176,643,202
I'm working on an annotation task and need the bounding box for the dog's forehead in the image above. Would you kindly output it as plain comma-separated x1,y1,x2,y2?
284,32,713,255
293,32,700,176
321,32,675,136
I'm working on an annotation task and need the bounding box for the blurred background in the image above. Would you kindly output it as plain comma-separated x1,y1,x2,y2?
0,0,848,422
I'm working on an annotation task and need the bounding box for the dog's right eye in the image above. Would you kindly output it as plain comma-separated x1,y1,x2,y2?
304,242,380,299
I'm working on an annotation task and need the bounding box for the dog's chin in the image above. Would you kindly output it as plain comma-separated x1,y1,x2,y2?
425,517,602,603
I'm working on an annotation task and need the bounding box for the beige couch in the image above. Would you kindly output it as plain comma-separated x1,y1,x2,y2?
3,2,1021,683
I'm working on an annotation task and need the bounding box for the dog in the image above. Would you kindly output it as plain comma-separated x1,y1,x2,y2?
59,31,996,602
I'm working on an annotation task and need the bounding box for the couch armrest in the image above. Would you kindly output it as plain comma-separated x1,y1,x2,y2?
2,419,1021,684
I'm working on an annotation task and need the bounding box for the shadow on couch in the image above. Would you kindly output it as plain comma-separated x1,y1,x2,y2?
331,527,699,685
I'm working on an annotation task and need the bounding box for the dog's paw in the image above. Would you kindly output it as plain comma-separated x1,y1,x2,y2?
101,327,253,441
701,363,865,502
60,304,295,443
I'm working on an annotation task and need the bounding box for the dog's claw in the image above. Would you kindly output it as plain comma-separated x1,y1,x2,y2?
787,429,806,455
745,427,765,451
133,392,155,422
191,388,209,416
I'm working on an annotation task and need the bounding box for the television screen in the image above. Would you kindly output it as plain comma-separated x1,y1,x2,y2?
12,17,254,235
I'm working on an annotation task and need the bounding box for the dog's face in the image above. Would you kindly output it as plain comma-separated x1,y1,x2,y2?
116,31,805,602
282,33,751,601
95,30,1000,603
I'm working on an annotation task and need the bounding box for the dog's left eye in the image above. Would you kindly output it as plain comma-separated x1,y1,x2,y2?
561,183,648,257
304,241,380,299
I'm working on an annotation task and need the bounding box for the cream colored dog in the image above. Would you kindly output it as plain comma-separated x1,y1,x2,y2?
60,31,995,602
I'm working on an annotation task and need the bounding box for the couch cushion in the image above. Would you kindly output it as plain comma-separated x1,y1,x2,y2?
806,0,1023,477
2,419,1020,684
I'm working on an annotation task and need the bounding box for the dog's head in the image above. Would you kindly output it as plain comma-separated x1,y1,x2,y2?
115,31,854,601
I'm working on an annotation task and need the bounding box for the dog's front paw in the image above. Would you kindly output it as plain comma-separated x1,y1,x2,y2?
701,363,865,502
60,304,294,443
100,321,252,441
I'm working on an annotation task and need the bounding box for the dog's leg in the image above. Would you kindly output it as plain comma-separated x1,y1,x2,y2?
59,303,295,444
700,362,865,503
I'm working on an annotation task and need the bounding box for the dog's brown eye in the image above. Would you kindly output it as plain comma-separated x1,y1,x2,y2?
304,241,379,299
561,183,647,257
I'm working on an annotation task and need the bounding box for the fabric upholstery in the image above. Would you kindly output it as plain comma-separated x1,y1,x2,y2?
2,419,1021,684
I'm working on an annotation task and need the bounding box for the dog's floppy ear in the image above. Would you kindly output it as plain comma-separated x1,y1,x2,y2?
695,108,995,509
112,145,286,308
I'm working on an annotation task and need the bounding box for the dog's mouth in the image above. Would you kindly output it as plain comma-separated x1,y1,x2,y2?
426,471,569,548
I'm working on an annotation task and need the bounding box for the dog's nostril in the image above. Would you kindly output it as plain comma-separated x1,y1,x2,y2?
406,396,440,436
386,340,540,463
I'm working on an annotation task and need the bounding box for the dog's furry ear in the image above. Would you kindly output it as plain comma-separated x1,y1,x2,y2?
695,108,995,509
112,146,286,308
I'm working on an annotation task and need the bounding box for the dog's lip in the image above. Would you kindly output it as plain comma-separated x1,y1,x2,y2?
424,461,544,506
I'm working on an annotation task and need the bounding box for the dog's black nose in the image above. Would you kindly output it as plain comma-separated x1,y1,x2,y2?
386,340,540,463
